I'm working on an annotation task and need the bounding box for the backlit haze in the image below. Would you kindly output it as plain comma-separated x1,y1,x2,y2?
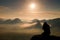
0,0,60,40
0,0,60,21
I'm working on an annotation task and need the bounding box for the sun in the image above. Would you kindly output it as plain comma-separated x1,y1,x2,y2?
28,2,39,13
29,3,36,10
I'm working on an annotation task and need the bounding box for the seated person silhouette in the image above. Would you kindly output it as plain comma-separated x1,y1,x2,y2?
42,22,50,36
31,22,51,40
40,22,51,40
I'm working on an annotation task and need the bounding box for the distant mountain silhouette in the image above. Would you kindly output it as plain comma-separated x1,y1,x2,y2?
25,19,42,29
10,18,22,24
0,18,22,24
47,18,60,28
3,19,12,24
31,22,60,40
32,19,42,28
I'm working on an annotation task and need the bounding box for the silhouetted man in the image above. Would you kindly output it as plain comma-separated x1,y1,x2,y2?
38,22,51,40
31,22,51,40
42,22,51,36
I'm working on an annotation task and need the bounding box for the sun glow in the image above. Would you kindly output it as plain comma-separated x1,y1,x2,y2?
29,3,36,10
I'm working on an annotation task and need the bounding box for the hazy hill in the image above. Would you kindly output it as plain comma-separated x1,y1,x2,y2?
0,18,22,24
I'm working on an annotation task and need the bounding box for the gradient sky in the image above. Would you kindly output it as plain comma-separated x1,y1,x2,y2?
0,0,60,21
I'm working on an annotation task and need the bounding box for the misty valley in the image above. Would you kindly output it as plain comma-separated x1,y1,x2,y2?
0,0,60,40
0,18,60,40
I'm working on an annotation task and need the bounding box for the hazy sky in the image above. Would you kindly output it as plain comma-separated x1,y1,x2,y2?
0,0,60,21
